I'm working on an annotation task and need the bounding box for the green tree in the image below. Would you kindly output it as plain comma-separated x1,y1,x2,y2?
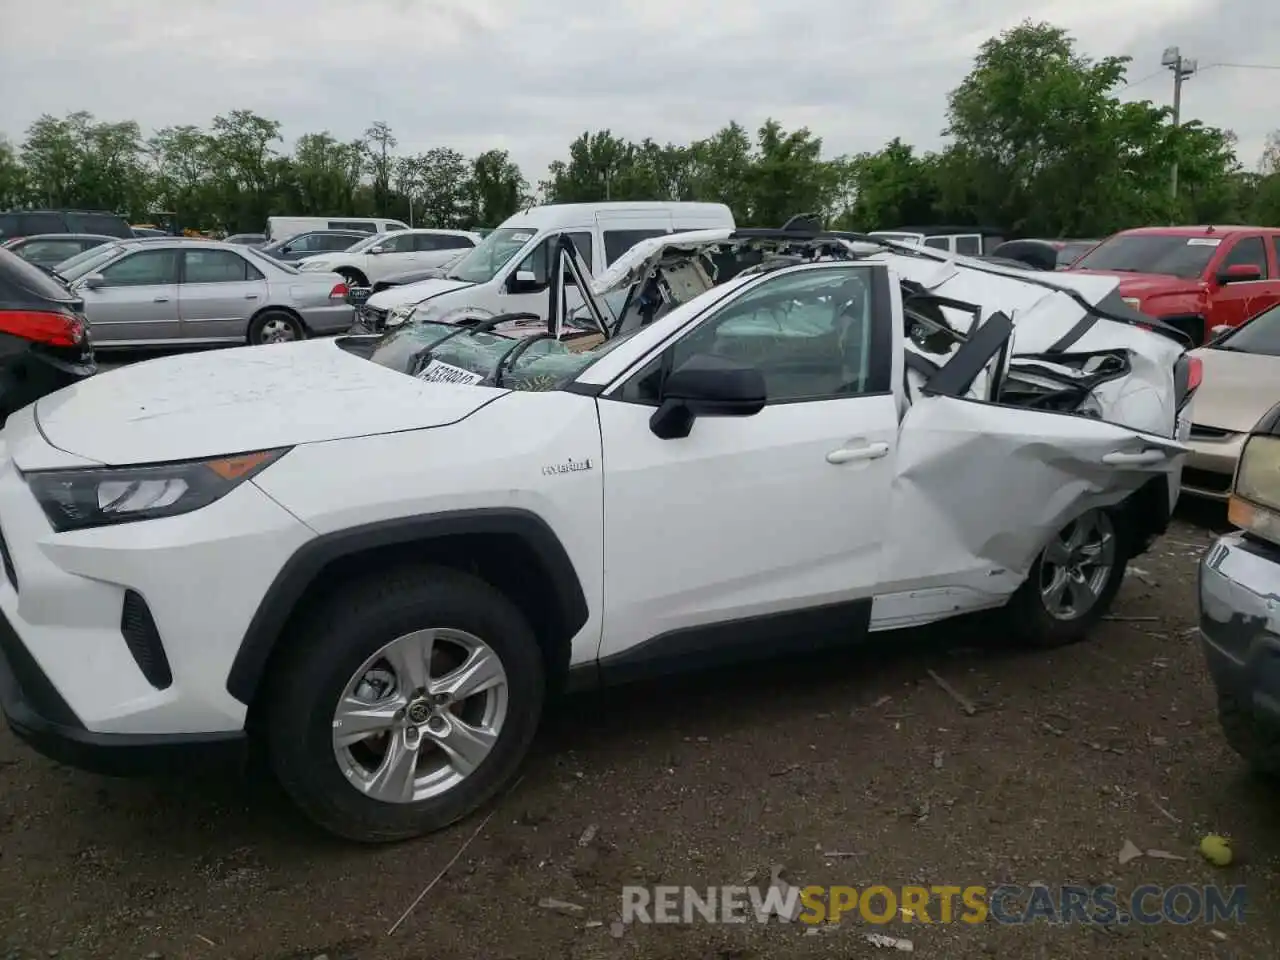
942,20,1238,235
293,132,365,214
416,147,470,228
841,138,942,230
363,121,397,215
0,137,29,208
467,149,527,226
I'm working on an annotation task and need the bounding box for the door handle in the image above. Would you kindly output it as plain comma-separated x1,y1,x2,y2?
1101,449,1167,466
153,296,169,303
244,294,259,299
826,441,889,465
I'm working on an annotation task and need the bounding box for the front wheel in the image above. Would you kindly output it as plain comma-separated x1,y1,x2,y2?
1003,507,1128,648
264,566,546,843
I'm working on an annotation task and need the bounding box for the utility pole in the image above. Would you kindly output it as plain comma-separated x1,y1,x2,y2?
1161,46,1198,201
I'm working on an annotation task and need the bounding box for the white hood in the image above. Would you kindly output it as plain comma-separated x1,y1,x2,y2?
35,338,504,466
366,277,474,311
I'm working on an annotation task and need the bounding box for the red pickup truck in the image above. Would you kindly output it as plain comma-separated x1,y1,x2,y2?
1067,225,1280,345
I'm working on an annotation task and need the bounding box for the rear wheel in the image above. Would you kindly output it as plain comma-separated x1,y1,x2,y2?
264,566,546,843
338,268,369,289
1004,508,1127,648
248,309,304,345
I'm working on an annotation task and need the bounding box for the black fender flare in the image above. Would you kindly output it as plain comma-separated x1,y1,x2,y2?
225,508,589,705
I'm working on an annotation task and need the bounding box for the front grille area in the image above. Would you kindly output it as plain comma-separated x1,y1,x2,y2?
0,525,16,592
360,305,388,331
1183,467,1232,494
120,591,173,690
1189,423,1235,440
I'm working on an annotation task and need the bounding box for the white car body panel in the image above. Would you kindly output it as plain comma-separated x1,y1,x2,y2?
0,237,1192,746
250,391,607,669
34,338,501,465
594,391,899,660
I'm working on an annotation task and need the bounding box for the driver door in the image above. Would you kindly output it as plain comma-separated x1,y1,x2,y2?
594,263,900,680
499,232,591,319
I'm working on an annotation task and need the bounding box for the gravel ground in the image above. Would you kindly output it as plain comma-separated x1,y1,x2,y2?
2,506,1277,960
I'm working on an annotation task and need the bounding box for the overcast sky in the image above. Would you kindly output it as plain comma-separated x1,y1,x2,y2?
0,0,1275,182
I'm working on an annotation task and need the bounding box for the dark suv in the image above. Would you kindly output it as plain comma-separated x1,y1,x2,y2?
259,229,369,263
0,210,134,242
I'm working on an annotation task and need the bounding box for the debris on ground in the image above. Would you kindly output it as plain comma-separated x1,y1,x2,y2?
1102,615,1159,622
538,898,586,915
1199,835,1233,867
1118,839,1144,865
933,750,945,769
578,823,598,847
1146,849,1187,861
1127,566,1159,587
926,669,977,716
865,931,915,951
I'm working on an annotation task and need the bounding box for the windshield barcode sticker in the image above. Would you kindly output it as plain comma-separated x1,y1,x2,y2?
417,359,485,386
1186,238,1221,246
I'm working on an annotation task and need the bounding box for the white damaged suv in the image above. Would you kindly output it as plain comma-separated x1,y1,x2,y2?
0,230,1199,842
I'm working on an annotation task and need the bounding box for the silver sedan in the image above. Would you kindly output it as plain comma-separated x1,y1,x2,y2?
54,237,354,348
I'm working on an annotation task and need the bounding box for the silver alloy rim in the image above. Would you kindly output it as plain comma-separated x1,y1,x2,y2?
331,629,509,804
258,316,298,344
1037,509,1116,621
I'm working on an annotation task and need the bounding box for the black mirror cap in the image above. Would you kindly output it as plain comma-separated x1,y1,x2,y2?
649,354,767,439
663,353,767,408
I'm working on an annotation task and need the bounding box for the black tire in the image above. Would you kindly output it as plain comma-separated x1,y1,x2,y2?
1218,695,1280,779
1001,507,1129,648
338,268,369,288
247,309,305,345
264,565,546,843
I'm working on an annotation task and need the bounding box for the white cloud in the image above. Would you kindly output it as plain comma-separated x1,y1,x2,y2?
0,0,1274,179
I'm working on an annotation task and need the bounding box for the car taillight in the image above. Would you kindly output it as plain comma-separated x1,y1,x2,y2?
1186,354,1203,392
329,282,348,299
1173,353,1202,412
0,309,85,347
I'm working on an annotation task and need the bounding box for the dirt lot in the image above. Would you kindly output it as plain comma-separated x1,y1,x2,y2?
1,506,1277,960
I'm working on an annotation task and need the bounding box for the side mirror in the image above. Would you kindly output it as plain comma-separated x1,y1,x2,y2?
649,353,767,439
1216,263,1262,285
1208,324,1234,340
370,245,388,255
81,273,105,290
509,269,544,293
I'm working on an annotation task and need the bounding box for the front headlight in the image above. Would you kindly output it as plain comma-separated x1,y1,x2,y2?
1121,297,1141,311
1228,435,1280,544
398,301,494,329
386,303,418,328
25,448,290,532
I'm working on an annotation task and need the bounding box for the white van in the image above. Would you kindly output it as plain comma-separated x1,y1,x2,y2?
265,216,410,242
354,202,734,330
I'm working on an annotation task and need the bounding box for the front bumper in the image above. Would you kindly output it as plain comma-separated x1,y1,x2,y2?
1182,431,1245,502
0,415,316,768
1199,531,1280,724
0,611,245,775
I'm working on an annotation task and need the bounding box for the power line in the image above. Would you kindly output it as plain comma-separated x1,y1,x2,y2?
1118,69,1166,93
1200,61,1280,72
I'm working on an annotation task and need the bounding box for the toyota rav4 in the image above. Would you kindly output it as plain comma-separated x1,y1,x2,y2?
0,230,1199,842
